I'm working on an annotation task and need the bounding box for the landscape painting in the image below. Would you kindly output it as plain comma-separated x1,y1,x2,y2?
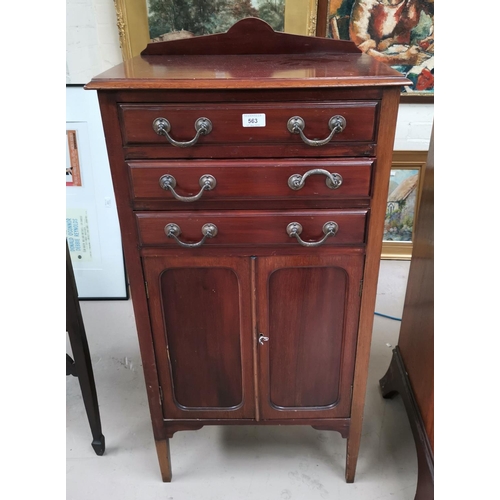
384,168,420,242
325,0,434,95
147,0,286,41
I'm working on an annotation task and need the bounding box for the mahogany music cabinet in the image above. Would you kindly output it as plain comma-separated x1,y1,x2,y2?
86,18,409,482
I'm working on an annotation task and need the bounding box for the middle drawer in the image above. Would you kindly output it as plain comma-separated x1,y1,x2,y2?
128,158,374,204
136,210,368,248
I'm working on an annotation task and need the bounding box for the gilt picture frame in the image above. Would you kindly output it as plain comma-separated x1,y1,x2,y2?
381,151,428,260
114,0,319,61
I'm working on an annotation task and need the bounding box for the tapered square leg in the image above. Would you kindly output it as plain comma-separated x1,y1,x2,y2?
155,439,172,482
345,436,360,483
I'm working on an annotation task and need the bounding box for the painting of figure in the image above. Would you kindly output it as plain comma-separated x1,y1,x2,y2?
147,0,285,42
326,0,434,94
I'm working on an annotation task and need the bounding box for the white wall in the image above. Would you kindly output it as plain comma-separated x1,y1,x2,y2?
66,0,122,84
67,87,128,298
394,103,434,151
66,0,126,297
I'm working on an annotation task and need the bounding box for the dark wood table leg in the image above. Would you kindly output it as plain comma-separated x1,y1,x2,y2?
380,348,434,500
66,242,105,456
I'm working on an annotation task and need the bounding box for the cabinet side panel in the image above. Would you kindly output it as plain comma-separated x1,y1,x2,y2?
96,91,165,440
346,86,402,482
268,266,346,408
398,131,434,450
161,267,243,409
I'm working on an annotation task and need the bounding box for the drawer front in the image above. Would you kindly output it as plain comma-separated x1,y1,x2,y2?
136,210,367,248
119,101,378,157
128,159,374,203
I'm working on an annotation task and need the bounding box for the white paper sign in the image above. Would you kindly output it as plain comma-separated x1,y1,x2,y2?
242,113,266,127
66,208,93,262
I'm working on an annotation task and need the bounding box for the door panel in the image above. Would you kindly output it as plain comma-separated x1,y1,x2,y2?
268,266,346,408
257,253,364,419
161,267,242,408
143,255,255,419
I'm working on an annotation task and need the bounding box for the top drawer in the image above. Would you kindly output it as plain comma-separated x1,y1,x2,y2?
118,101,379,159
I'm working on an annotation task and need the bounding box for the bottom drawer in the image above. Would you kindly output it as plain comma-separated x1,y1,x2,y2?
136,210,367,248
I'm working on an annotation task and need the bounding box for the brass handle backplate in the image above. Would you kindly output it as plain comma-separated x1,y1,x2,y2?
159,174,216,202
286,221,338,247
287,115,346,146
152,117,213,148
164,223,218,248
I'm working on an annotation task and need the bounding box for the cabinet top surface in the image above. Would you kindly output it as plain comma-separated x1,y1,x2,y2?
86,18,409,91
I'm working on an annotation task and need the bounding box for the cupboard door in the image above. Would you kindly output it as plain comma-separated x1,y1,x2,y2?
143,255,255,419
256,253,364,419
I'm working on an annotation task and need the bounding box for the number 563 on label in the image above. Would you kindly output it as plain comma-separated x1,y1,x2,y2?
242,113,266,128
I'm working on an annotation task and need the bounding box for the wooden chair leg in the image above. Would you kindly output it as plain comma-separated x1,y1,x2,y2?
155,439,172,482
67,354,78,377
66,242,105,456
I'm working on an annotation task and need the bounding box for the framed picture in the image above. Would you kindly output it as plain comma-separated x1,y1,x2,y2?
381,151,428,260
66,129,82,187
315,0,434,101
114,0,319,61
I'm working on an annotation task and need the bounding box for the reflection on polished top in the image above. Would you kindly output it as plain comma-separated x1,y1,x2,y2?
86,18,410,90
